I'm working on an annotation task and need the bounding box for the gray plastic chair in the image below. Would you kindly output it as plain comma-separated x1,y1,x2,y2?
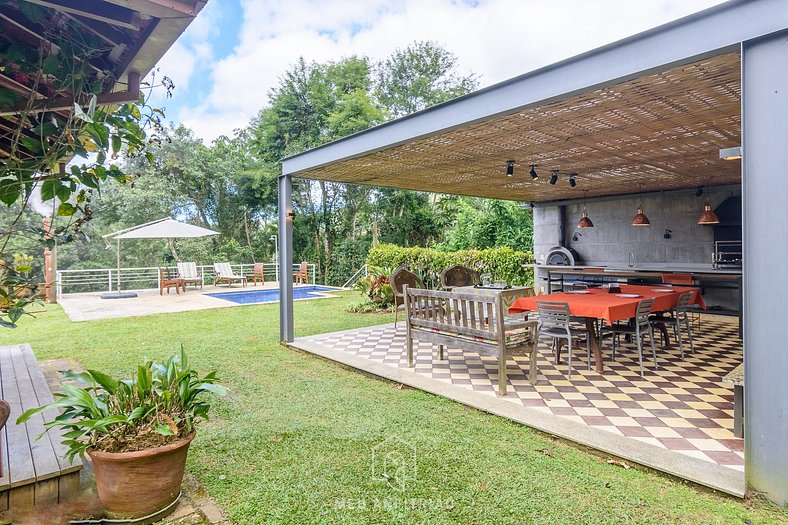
656,291,695,358
603,298,657,377
536,301,591,378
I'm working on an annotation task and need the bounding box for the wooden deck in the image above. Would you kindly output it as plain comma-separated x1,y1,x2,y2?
0,344,81,513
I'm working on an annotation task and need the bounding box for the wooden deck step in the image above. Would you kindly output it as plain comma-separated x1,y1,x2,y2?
0,344,82,513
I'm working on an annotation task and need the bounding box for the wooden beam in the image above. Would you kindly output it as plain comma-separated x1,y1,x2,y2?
23,0,140,31
0,72,140,116
103,0,202,18
0,74,45,100
65,13,135,48
0,8,114,75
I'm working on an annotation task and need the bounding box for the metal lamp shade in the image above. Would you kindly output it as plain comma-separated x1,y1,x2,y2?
631,207,651,226
577,210,594,228
697,203,720,224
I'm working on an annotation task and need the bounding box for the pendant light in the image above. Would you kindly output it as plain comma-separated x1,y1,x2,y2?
506,160,515,177
631,184,651,226
577,191,594,228
529,164,538,180
697,203,720,225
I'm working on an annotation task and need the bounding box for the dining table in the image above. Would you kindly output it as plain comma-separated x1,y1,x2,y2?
508,284,705,373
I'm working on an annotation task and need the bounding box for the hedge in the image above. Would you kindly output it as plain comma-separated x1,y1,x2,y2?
366,244,535,288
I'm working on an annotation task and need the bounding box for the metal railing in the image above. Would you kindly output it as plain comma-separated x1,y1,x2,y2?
341,264,368,289
56,263,317,296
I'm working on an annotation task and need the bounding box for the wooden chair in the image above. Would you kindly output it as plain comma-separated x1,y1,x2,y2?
662,273,693,286
214,262,247,287
252,263,265,286
176,262,203,289
293,261,309,284
159,268,185,295
390,266,425,328
439,264,479,290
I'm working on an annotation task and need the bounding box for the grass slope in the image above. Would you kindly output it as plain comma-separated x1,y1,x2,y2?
5,293,786,524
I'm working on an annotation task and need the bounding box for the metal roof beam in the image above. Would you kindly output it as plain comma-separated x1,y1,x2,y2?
282,0,788,177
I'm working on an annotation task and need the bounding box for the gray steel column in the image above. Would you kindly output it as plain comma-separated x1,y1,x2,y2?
278,174,294,342
742,32,788,506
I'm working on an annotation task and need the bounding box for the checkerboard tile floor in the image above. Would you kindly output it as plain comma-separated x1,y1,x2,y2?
303,316,744,471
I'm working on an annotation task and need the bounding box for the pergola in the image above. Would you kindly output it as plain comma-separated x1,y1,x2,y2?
277,0,788,504
0,0,206,156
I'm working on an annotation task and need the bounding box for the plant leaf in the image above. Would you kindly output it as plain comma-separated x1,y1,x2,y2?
155,423,175,436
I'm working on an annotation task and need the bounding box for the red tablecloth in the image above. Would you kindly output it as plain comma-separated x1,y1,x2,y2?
508,284,704,324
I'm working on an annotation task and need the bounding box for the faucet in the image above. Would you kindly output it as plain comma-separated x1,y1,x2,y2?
628,252,636,268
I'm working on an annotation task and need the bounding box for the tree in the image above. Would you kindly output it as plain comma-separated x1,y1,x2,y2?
375,41,479,119
249,56,385,283
439,198,534,252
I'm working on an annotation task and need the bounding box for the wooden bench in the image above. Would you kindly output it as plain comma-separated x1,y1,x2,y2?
403,286,539,396
722,363,744,438
0,344,82,513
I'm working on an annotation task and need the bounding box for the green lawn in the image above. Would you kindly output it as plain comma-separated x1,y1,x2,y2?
6,292,786,524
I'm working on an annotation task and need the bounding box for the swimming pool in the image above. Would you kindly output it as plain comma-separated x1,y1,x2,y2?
206,285,339,305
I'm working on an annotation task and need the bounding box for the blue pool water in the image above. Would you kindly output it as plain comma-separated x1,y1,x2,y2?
206,285,339,305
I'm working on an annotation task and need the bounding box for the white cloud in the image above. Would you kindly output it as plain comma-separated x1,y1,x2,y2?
170,0,727,142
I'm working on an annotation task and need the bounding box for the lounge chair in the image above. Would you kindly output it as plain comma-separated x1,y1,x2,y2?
214,263,247,287
159,267,185,295
293,261,309,284
176,262,203,289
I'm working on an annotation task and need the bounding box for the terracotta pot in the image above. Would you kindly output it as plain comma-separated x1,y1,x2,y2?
88,432,195,518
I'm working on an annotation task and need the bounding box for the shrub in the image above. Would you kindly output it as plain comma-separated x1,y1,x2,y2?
353,265,395,308
366,244,534,288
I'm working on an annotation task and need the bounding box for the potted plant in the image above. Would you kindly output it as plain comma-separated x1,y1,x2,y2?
17,350,227,519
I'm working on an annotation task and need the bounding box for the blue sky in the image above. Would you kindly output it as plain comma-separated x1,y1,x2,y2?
150,0,726,142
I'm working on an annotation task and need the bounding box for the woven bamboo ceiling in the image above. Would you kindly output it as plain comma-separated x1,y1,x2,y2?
298,52,742,202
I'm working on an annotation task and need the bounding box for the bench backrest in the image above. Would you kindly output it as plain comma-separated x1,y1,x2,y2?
404,286,510,340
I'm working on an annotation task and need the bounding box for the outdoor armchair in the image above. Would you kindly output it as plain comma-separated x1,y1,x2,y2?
390,266,425,328
159,268,185,295
293,261,309,284
252,263,266,286
440,264,479,291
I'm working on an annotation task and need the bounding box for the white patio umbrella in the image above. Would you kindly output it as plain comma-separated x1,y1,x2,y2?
102,218,219,297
